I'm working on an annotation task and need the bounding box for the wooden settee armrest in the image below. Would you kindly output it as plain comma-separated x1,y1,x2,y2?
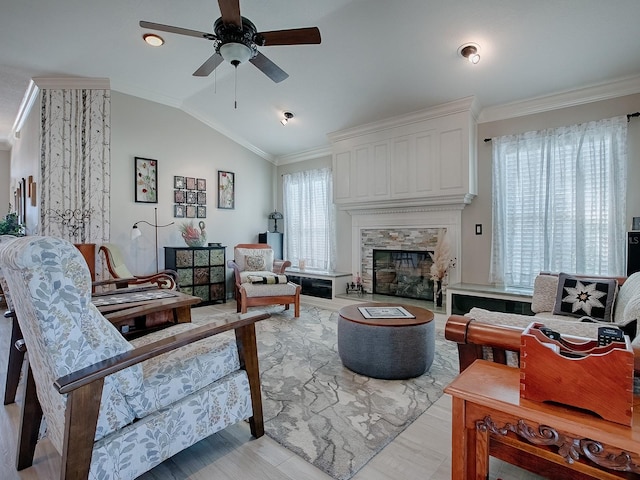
446,315,640,374
55,311,270,393
445,315,523,372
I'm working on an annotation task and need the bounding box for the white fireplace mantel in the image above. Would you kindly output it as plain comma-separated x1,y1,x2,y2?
351,207,462,290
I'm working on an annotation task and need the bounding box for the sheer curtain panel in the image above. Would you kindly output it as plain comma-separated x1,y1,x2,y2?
490,116,627,288
283,168,336,271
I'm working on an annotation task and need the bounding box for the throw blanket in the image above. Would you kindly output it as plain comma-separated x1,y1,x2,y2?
248,274,288,284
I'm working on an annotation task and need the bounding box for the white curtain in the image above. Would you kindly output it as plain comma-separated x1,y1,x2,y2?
283,168,336,271
490,116,627,288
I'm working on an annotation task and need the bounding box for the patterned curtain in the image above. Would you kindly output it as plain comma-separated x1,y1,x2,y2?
39,89,111,245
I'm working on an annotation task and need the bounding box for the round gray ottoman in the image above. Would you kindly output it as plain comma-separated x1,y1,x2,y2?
337,303,435,379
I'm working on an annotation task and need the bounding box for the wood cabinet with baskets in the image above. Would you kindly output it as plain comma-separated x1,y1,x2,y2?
164,246,226,305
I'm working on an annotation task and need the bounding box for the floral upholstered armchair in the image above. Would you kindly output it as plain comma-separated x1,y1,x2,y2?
0,236,268,480
228,243,301,317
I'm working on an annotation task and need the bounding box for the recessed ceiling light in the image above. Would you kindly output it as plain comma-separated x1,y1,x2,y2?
281,112,294,126
458,43,480,64
143,33,165,47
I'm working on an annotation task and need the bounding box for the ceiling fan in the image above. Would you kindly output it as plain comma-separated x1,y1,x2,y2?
140,0,321,84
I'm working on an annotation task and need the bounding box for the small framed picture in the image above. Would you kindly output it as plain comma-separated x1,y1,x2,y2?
174,205,185,218
135,157,158,203
186,205,197,218
218,171,235,209
633,217,640,231
197,178,206,191
186,191,197,204
174,190,186,203
197,206,207,218
174,176,185,189
186,177,196,190
197,192,206,205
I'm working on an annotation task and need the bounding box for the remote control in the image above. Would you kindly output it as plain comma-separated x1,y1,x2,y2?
539,326,562,341
597,326,624,346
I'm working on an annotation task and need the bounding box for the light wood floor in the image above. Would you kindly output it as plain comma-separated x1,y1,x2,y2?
0,301,543,480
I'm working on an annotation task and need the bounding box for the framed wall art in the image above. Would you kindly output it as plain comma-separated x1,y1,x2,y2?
197,178,206,191
174,190,186,203
174,205,185,218
186,177,196,190
218,171,235,209
174,176,185,189
135,157,158,203
186,205,197,218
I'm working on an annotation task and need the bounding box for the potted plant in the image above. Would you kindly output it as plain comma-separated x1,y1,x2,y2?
0,210,25,236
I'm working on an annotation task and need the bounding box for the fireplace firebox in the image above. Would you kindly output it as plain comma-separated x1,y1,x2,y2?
373,249,435,301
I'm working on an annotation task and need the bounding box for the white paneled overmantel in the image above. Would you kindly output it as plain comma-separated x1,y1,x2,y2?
328,96,478,211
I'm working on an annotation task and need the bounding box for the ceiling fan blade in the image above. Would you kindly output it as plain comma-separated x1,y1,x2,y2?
218,0,242,28
140,21,216,41
193,53,224,77
249,51,289,83
256,27,321,46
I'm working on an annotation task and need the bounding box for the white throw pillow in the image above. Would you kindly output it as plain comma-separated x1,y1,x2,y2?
531,274,559,313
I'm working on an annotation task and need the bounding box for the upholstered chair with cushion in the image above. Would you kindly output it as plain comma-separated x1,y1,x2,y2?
99,243,178,290
228,243,301,317
0,234,22,405
0,236,268,480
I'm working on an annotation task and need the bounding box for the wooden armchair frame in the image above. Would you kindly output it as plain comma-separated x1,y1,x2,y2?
228,243,301,317
17,311,269,479
99,244,178,290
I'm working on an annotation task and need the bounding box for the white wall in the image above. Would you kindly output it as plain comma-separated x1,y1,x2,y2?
9,99,40,235
111,92,275,282
0,149,10,215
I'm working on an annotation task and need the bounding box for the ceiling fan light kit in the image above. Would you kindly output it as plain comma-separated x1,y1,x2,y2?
219,42,252,65
458,43,480,64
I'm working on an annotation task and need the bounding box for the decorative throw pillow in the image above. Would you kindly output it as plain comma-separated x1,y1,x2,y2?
248,274,288,284
235,248,274,272
245,255,266,271
552,273,617,322
531,274,559,313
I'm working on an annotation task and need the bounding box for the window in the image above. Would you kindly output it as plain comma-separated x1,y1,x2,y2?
283,168,335,271
491,116,627,288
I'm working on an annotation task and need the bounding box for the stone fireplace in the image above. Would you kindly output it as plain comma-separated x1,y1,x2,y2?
373,249,435,300
349,207,462,298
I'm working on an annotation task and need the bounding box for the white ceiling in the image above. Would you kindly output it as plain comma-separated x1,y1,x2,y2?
2,0,640,160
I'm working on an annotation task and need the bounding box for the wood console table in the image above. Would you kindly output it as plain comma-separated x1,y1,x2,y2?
445,360,640,480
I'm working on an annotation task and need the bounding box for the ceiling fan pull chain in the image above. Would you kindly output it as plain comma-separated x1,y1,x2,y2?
234,64,238,109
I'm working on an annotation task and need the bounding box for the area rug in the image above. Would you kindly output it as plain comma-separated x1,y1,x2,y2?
253,305,459,480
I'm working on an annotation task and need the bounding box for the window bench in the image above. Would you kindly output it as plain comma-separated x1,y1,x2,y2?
285,268,352,301
446,282,533,317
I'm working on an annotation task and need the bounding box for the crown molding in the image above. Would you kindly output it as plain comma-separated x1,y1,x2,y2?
327,96,477,143
275,145,332,165
11,79,39,139
33,76,110,90
478,74,640,123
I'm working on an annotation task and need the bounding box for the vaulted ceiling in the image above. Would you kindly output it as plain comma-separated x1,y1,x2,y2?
2,0,640,160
